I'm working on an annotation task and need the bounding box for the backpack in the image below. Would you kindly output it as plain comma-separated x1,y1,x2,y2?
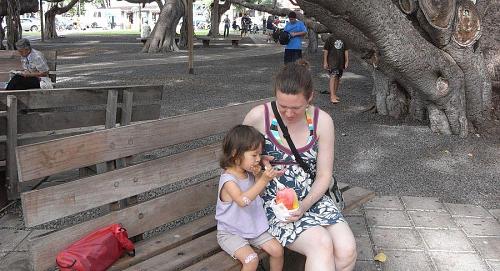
278,30,291,45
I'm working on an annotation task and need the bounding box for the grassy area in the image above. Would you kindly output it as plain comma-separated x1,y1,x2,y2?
22,28,239,39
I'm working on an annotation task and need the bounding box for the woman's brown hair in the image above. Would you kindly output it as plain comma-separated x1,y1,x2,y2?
273,59,313,99
220,125,265,169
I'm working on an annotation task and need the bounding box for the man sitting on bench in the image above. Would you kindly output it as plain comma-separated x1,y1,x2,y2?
6,38,53,90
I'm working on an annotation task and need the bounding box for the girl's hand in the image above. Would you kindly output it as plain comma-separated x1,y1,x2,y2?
261,166,285,182
286,202,306,222
323,63,329,70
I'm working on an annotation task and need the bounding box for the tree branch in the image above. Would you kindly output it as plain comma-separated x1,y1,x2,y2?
227,0,329,33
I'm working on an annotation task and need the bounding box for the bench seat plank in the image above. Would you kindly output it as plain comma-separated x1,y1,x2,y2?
343,186,376,213
21,143,220,227
182,249,268,271
28,179,218,271
110,215,216,270
124,231,220,271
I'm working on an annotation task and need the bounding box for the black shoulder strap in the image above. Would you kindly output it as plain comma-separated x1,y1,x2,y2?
270,101,316,180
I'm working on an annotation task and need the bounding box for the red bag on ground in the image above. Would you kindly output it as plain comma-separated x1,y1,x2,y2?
56,223,135,271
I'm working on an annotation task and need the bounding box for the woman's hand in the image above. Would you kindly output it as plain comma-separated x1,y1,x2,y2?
286,202,306,222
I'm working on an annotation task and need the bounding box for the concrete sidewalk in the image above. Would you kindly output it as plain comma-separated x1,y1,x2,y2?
347,196,500,271
1,195,499,270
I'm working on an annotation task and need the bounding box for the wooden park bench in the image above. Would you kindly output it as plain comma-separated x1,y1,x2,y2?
15,98,375,271
197,36,242,47
0,50,57,85
137,36,180,45
0,84,165,203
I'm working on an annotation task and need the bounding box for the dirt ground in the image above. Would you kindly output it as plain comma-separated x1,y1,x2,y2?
23,34,500,209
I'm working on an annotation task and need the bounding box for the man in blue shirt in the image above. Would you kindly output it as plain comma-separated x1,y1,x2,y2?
283,11,307,64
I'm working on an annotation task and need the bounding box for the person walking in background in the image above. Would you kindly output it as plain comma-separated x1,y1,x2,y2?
283,11,307,64
216,125,284,271
6,38,53,90
322,35,349,104
266,15,275,43
223,15,231,38
140,21,151,44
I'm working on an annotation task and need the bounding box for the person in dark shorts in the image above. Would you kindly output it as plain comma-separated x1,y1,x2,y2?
322,36,349,103
283,11,307,64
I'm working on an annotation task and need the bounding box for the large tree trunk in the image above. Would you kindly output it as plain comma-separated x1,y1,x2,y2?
1,0,38,49
230,0,494,136
208,0,220,37
301,0,491,136
44,0,79,40
142,0,186,53
208,0,231,37
5,0,21,49
0,16,5,50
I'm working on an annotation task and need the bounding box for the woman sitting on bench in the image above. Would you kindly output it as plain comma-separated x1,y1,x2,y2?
243,60,357,271
6,38,53,90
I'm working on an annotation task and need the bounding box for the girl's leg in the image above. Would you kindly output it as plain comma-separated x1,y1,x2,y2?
325,222,357,271
287,226,335,271
259,239,284,271
233,245,259,271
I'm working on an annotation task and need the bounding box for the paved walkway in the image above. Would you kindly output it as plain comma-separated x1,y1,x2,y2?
1,196,499,270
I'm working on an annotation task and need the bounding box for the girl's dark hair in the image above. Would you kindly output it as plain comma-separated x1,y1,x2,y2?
273,59,313,99
220,125,264,169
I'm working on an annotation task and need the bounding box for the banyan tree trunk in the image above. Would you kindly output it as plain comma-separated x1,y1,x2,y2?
142,0,186,53
299,0,490,136
208,0,230,37
44,0,79,39
6,0,21,49
0,16,5,50
208,0,220,37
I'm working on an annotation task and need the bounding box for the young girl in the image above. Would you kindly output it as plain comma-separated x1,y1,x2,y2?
216,125,284,271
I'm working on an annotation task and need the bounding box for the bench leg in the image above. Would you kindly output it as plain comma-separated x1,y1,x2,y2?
203,40,210,47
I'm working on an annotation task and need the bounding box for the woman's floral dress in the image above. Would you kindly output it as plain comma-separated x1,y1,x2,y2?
262,104,345,246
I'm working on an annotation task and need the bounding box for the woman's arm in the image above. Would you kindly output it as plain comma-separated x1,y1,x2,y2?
290,110,334,218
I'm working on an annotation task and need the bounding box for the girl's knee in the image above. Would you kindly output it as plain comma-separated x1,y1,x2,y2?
268,244,284,258
241,252,259,270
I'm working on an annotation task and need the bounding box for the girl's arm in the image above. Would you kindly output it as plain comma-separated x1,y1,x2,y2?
221,167,281,207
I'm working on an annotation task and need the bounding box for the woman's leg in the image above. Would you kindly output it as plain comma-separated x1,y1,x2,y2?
326,222,357,271
287,226,335,271
259,239,283,271
6,74,39,90
233,245,260,271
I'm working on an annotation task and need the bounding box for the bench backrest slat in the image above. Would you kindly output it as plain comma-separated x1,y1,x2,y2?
22,143,221,227
0,85,162,110
16,98,269,182
28,178,218,271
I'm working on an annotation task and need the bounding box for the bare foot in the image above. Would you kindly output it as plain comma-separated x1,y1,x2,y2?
331,99,340,104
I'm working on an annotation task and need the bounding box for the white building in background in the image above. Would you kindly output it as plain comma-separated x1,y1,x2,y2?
81,0,299,31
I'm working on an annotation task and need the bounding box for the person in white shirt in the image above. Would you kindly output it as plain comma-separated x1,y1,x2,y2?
141,21,152,43
6,38,53,90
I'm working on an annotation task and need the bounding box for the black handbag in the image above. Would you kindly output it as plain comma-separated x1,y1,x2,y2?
270,101,345,210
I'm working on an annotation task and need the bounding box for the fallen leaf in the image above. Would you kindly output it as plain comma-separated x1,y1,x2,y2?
374,252,387,262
